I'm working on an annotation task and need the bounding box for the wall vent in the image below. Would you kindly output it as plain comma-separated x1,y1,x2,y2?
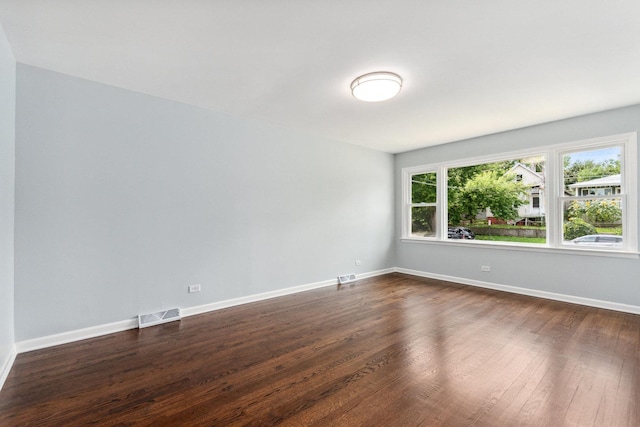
138,308,181,328
338,273,357,285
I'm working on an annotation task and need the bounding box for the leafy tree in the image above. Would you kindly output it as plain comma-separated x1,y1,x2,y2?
411,173,437,233
563,155,622,228
456,171,529,223
567,200,622,224
447,161,516,224
564,218,597,240
448,165,487,224
411,173,436,204
563,158,620,187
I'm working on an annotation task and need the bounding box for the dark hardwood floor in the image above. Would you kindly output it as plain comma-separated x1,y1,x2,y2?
1,273,639,426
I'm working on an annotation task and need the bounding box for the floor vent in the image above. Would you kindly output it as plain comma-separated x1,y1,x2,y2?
138,308,181,328
338,273,357,285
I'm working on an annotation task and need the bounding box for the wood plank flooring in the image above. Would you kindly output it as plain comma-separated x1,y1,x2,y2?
1,273,639,426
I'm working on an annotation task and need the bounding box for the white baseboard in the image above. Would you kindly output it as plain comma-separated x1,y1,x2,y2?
182,268,394,317
395,267,640,315
357,268,396,280
5,265,638,389
16,265,635,359
0,344,17,392
16,319,138,354
182,278,336,317
15,268,395,354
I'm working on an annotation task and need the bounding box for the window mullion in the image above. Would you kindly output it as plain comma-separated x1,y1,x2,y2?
546,149,560,247
401,132,635,253
402,170,411,238
439,166,447,240
623,135,638,251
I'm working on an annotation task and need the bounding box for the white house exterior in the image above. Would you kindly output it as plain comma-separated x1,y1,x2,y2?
510,163,545,219
482,163,545,224
568,174,621,196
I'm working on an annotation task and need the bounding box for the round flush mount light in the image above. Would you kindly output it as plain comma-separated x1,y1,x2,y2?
350,71,402,102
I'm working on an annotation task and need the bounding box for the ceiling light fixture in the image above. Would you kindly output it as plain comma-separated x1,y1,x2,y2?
350,71,402,102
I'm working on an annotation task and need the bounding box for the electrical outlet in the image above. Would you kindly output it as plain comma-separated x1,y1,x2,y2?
481,266,491,272
188,284,201,293
355,259,362,266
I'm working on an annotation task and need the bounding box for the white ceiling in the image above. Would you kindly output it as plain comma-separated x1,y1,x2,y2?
1,1,640,153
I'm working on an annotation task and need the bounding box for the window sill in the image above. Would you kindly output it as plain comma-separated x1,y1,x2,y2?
400,237,640,259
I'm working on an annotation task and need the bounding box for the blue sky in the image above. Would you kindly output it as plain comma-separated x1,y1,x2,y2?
564,146,621,165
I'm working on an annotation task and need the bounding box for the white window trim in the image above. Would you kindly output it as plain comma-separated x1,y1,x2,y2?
405,171,439,239
401,132,638,255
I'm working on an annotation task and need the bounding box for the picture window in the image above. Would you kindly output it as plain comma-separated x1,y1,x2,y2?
402,133,637,253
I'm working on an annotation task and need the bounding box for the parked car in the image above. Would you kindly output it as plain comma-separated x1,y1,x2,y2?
448,227,475,240
570,235,623,247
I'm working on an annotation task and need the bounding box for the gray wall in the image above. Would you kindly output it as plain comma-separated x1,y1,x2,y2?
395,105,640,306
14,65,395,341
12,61,640,344
0,23,15,366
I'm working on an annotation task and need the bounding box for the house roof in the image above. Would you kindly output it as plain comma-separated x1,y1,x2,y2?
507,163,545,189
509,163,544,180
568,174,621,188
1,1,640,153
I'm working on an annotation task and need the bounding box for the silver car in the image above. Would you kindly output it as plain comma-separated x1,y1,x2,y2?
570,235,622,247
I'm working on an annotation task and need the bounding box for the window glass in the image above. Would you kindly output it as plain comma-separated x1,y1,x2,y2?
402,133,636,253
562,147,623,247
447,156,546,244
411,173,437,203
410,172,437,237
411,206,437,237
563,147,621,189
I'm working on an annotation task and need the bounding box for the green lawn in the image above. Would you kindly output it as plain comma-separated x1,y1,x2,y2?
595,227,622,235
475,227,619,244
470,224,621,242
475,235,546,244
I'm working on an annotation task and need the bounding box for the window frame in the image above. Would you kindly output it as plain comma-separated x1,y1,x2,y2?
401,132,638,254
404,170,440,239
532,194,540,208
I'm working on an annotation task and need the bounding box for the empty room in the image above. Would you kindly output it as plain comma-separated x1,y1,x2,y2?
1,1,639,426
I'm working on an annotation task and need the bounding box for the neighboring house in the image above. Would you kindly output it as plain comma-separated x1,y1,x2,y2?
485,170,621,225
482,163,545,224
568,174,621,196
510,163,545,219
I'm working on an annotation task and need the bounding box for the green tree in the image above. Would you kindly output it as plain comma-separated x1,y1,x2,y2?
447,161,515,224
411,173,436,204
457,171,530,222
568,200,622,224
564,218,597,240
448,165,488,224
411,173,437,234
563,158,620,187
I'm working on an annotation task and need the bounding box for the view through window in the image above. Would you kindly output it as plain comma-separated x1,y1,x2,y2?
562,146,623,248
410,172,437,237
403,132,636,252
447,156,546,244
